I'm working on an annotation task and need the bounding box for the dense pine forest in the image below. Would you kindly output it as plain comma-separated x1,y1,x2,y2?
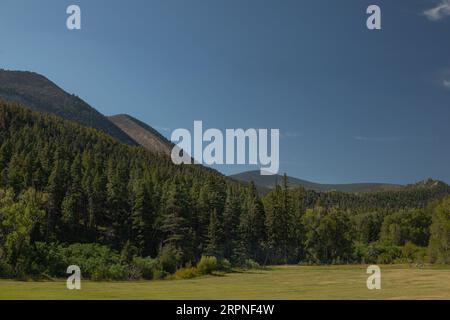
0,100,449,280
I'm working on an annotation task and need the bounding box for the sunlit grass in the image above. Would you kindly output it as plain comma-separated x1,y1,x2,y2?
1,264,449,300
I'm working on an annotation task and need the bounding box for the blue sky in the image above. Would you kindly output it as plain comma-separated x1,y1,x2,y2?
1,0,449,184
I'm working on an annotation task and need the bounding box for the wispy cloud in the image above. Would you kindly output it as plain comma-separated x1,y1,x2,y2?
354,136,403,142
436,68,450,89
281,131,302,139
443,79,450,89
424,0,450,21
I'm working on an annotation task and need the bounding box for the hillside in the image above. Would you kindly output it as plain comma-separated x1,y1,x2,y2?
0,100,232,254
108,114,173,155
0,100,449,280
0,69,136,145
230,170,404,193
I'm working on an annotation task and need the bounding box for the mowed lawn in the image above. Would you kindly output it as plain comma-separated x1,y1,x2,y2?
1,265,449,300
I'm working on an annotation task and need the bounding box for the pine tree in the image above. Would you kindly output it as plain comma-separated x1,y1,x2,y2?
106,159,130,248
239,182,266,263
130,180,148,254
161,181,195,265
222,187,241,260
45,158,66,240
205,209,223,258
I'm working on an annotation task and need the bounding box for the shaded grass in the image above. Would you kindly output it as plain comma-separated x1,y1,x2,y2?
1,264,449,300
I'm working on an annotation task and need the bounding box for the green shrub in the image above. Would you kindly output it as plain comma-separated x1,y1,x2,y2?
152,269,167,280
401,242,428,264
91,267,110,281
196,256,218,275
133,257,161,280
218,258,232,272
120,241,139,264
158,245,180,274
20,243,128,281
108,264,127,280
362,244,381,264
376,245,402,264
0,260,13,278
61,243,123,279
23,242,66,277
243,259,260,269
174,266,198,279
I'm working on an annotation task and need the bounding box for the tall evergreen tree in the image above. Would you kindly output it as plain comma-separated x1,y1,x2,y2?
205,209,223,258
239,182,266,263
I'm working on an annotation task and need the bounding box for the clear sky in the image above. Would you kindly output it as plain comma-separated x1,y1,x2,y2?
1,0,449,184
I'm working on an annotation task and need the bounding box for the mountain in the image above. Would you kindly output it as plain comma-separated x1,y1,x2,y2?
404,178,448,190
0,99,234,259
108,114,173,156
1,100,449,277
0,69,136,145
230,170,404,193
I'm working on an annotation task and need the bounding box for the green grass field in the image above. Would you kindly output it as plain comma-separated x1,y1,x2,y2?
1,265,449,300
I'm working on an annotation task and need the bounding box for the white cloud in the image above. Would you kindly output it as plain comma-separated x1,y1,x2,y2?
443,79,450,89
424,0,450,21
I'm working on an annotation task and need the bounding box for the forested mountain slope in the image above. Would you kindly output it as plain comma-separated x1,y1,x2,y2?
0,100,449,280
0,70,136,145
230,170,403,193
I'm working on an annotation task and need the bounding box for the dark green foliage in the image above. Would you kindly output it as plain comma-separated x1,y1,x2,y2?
205,209,223,258
429,197,450,264
0,100,449,280
303,181,450,210
264,174,305,264
158,245,180,274
238,182,266,263
379,208,431,246
132,256,161,280
302,208,354,264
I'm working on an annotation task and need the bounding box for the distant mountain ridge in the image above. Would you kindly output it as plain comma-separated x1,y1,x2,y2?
2,70,447,195
230,170,405,193
108,114,173,156
0,69,136,145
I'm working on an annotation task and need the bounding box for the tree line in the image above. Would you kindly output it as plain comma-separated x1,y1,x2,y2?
0,101,449,279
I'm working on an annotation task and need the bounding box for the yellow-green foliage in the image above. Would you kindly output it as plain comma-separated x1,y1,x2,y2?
174,267,198,279
196,256,218,275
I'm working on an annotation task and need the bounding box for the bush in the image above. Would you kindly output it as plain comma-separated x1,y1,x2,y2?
0,260,13,278
11,242,66,278
353,242,403,265
108,264,127,280
61,243,123,279
91,267,110,281
218,258,232,272
401,242,428,264
376,245,402,264
174,267,198,279
243,259,260,269
23,242,129,281
132,257,161,280
196,256,218,275
120,241,139,264
152,269,167,280
158,245,180,274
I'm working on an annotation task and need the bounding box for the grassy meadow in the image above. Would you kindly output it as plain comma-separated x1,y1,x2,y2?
0,265,449,300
